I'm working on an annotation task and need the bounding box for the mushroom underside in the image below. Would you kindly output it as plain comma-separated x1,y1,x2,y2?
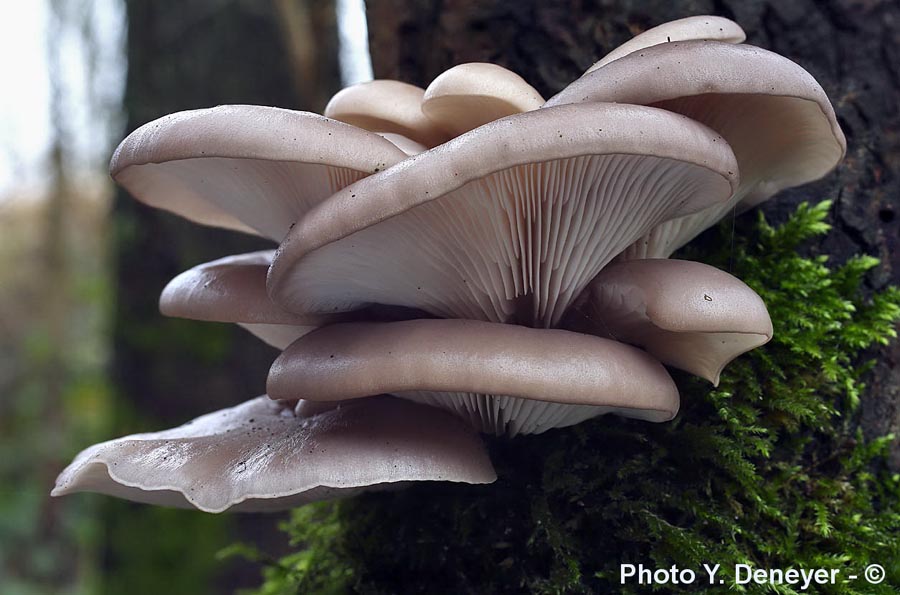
620,93,844,258
396,391,675,437
273,153,733,327
53,396,496,513
118,159,366,241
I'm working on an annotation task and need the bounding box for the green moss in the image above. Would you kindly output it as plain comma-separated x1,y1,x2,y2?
247,201,900,594
102,501,231,595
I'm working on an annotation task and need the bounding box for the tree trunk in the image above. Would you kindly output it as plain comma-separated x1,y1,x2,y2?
366,0,900,466
110,1,340,592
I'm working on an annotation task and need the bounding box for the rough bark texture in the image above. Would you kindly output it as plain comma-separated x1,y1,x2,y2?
366,0,900,466
113,1,339,592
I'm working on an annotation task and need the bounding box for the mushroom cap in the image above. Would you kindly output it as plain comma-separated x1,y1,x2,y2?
547,41,845,258
268,102,738,328
584,15,746,73
421,63,545,137
110,105,407,241
376,132,428,156
324,80,448,147
267,319,680,436
52,395,496,513
571,259,773,385
159,250,348,349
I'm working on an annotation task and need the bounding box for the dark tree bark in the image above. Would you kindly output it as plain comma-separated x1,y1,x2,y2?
111,1,340,591
366,0,900,466
118,0,340,425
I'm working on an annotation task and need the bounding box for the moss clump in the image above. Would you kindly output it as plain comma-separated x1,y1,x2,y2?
243,201,900,594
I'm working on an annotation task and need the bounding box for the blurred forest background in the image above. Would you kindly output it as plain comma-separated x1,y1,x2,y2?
1,0,897,594
1,1,351,592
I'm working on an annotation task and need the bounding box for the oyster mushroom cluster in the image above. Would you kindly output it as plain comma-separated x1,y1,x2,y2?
54,16,845,512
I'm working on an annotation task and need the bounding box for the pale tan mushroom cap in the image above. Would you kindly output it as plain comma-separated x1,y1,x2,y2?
268,319,680,436
376,132,428,156
159,251,349,349
422,63,545,137
161,251,303,325
573,259,772,384
269,102,738,327
548,41,845,258
110,105,407,241
584,15,746,73
52,395,496,513
325,80,449,147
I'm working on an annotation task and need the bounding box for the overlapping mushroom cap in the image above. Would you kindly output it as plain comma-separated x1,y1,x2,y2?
568,259,773,385
159,250,340,349
325,63,546,149
111,105,410,241
584,15,746,72
268,102,738,327
53,396,496,512
421,63,545,136
268,319,679,436
56,15,845,512
548,41,845,258
325,80,449,148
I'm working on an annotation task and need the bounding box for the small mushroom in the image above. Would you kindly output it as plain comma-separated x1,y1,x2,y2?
267,319,679,436
159,251,351,349
325,80,449,147
584,15,746,73
421,63,545,137
110,105,408,241
547,41,845,258
268,102,738,328
568,259,773,385
52,395,496,513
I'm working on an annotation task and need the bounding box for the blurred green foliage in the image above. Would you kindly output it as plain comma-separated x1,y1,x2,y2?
244,201,900,594
99,501,229,594
0,195,237,595
0,196,112,594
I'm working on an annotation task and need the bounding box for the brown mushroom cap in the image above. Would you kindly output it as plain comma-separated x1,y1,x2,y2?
159,251,349,349
324,80,449,147
110,105,407,241
268,102,738,328
584,15,746,73
52,395,496,513
570,259,773,385
421,63,545,137
547,41,845,258
267,319,680,436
